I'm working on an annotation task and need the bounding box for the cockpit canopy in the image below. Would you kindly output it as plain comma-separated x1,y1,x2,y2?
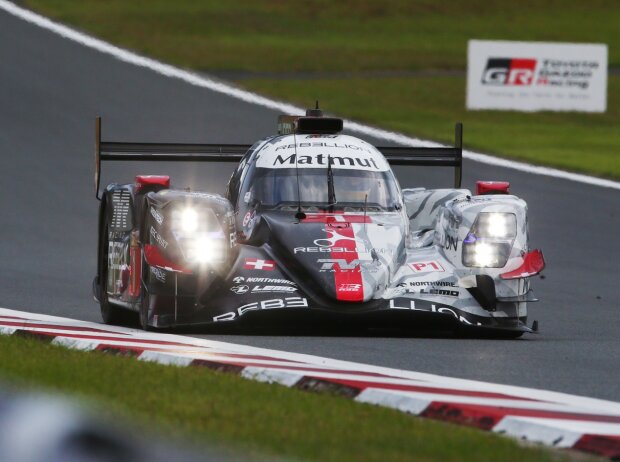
246,168,400,212
238,134,402,213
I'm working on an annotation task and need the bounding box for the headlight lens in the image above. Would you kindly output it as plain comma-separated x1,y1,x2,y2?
462,213,516,268
170,207,227,266
475,212,516,239
180,208,199,233
184,234,225,264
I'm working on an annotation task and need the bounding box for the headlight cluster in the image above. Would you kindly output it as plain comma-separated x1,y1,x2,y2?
170,207,227,265
462,212,516,268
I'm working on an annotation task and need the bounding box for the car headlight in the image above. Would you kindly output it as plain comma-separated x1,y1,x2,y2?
180,208,199,233
170,207,227,266
184,233,226,264
475,212,516,239
462,212,516,268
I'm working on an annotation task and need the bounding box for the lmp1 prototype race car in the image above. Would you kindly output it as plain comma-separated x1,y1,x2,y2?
93,107,545,337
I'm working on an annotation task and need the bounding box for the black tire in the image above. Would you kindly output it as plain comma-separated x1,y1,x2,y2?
99,224,128,325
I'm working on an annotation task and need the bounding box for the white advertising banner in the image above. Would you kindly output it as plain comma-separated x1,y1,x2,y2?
467,40,607,112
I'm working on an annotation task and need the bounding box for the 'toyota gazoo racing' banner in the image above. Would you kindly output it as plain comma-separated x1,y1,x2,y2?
467,40,607,113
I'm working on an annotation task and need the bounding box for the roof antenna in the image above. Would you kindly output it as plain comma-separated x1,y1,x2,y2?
306,100,322,117
293,130,305,221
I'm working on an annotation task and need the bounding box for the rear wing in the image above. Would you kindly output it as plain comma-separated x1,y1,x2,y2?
376,122,462,189
95,117,462,199
95,117,251,199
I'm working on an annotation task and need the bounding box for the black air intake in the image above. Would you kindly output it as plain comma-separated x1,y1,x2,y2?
277,115,343,135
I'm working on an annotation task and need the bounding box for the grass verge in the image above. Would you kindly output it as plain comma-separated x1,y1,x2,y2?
20,0,620,180
0,333,579,462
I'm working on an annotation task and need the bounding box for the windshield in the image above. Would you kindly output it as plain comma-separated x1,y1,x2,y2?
246,168,401,211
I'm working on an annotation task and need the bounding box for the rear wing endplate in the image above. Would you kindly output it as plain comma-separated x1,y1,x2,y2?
95,117,463,200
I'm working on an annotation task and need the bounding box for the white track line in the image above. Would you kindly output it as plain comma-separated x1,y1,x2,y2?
0,0,618,191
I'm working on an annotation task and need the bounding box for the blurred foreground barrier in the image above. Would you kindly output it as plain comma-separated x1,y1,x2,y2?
0,390,219,462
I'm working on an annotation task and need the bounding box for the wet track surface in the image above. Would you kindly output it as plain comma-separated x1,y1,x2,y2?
1,10,619,400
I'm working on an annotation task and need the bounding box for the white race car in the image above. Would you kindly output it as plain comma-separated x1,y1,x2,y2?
93,106,545,337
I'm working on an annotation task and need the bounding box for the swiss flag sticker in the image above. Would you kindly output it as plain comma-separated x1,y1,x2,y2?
244,258,275,271
409,261,445,273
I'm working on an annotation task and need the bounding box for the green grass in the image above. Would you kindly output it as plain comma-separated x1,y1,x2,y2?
0,334,580,462
22,0,620,180
21,0,620,72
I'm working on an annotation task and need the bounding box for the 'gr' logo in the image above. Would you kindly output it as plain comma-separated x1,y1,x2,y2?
482,58,536,86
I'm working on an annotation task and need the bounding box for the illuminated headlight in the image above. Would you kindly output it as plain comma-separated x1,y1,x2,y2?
462,213,516,268
185,234,225,264
171,207,213,235
180,208,199,233
463,242,511,267
476,213,516,239
170,207,227,266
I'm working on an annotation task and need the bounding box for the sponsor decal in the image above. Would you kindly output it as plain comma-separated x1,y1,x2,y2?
242,211,253,227
150,226,168,249
231,276,296,285
394,281,459,297
438,233,459,251
230,284,296,294
108,241,127,270
274,142,373,153
213,297,309,322
149,207,164,225
256,143,389,172
251,285,297,293
397,281,457,288
230,285,250,295
294,246,388,255
339,283,362,292
409,261,445,273
294,225,390,257
150,266,166,283
272,153,381,171
420,288,459,297
110,190,131,231
249,277,295,285
318,258,364,272
388,299,479,325
482,57,600,90
244,258,276,270
482,58,537,86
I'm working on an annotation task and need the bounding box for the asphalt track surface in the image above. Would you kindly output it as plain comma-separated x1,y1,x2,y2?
1,9,619,402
